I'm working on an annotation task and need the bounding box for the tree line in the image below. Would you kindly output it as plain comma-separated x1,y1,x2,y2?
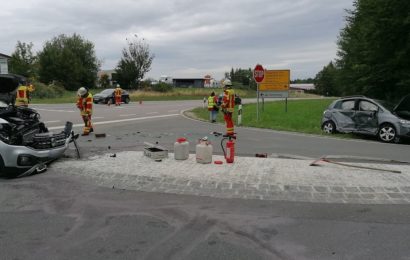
8,34,154,90
314,0,410,102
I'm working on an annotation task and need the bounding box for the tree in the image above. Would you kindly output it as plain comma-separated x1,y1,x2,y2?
98,74,110,88
8,41,37,78
225,67,256,89
336,0,410,101
38,34,100,90
314,62,341,96
291,78,314,84
116,35,154,89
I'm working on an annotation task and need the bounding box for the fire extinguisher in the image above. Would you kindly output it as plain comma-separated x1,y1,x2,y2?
221,135,236,163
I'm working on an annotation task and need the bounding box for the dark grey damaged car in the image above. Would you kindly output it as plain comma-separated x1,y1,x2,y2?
322,95,410,143
0,74,77,177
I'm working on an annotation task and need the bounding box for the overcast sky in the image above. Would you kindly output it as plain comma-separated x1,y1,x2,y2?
1,0,353,80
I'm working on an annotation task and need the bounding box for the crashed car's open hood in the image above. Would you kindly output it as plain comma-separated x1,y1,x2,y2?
393,94,410,120
0,74,22,105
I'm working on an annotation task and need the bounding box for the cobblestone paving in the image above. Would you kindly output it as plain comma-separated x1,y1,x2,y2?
52,152,410,204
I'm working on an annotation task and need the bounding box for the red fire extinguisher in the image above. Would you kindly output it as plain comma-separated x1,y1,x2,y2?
221,135,236,163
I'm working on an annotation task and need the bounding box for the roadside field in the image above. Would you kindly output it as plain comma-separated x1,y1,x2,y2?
30,88,318,104
30,88,257,104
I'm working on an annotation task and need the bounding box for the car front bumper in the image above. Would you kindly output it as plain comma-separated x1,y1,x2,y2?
0,136,71,176
398,123,410,138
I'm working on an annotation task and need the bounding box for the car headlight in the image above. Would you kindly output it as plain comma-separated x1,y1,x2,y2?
399,119,410,125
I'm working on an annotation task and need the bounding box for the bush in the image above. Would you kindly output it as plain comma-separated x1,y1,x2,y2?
151,82,172,92
30,81,65,99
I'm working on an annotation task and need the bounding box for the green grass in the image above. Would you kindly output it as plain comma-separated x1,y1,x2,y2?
31,90,78,104
30,87,257,104
190,99,338,135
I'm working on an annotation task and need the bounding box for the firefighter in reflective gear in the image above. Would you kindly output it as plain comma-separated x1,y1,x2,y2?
207,91,218,123
221,79,235,136
114,84,122,106
76,87,94,136
15,82,30,107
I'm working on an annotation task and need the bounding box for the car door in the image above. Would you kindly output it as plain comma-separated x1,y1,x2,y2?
332,99,356,131
354,100,379,134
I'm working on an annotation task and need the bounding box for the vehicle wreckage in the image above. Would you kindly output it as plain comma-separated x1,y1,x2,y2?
0,74,79,178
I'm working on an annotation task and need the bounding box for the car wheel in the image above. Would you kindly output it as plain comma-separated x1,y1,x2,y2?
322,121,336,134
378,123,396,143
124,97,130,104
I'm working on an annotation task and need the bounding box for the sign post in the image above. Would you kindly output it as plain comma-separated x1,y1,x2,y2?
253,64,265,121
258,69,290,112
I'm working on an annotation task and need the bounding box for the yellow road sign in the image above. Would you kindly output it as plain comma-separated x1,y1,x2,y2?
259,70,290,91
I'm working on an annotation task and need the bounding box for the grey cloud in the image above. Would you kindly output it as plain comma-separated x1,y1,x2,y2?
1,0,353,80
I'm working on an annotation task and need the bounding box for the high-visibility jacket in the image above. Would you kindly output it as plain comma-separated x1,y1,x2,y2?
222,89,235,113
77,92,93,116
15,85,29,106
114,87,122,97
208,96,216,110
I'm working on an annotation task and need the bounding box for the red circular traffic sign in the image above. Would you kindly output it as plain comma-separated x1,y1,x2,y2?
253,64,265,83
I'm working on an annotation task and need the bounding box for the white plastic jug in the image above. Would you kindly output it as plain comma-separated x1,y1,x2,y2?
174,138,190,160
196,137,213,164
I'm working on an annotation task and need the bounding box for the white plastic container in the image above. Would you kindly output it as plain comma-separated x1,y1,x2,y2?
196,137,213,164
174,138,190,160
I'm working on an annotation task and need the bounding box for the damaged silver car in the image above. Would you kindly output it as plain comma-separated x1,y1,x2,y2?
322,95,410,143
0,74,78,177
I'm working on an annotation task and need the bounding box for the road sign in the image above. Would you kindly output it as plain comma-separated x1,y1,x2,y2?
259,91,289,98
253,64,265,83
259,70,290,92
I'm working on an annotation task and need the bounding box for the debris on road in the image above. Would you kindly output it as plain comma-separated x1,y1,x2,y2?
255,153,268,158
95,133,106,138
310,157,402,173
211,131,223,137
143,142,168,160
110,154,117,158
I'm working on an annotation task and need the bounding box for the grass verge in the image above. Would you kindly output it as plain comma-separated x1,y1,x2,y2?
189,98,355,137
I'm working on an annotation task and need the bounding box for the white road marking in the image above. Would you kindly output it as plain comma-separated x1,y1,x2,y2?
35,108,75,113
146,112,159,115
48,114,180,130
44,120,61,123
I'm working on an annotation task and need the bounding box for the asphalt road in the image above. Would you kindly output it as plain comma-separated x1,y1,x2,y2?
1,173,410,260
1,100,409,259
31,100,410,161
